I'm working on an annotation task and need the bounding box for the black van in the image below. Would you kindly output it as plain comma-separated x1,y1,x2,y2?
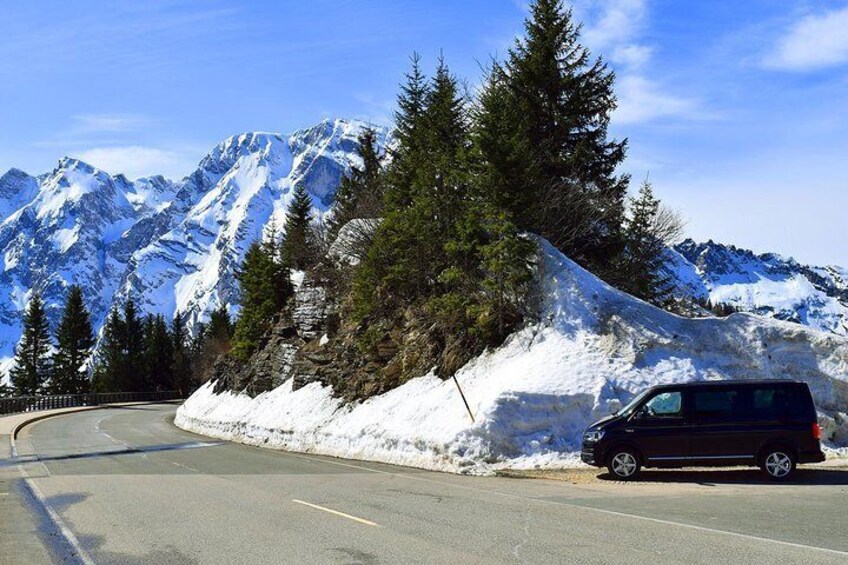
581,380,825,480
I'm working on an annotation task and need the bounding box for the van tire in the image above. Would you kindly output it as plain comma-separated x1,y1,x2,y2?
759,446,796,480
607,447,641,480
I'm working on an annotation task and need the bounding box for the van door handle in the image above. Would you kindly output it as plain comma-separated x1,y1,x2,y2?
624,428,634,433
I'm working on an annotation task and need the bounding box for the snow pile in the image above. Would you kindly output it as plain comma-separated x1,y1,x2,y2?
180,238,848,474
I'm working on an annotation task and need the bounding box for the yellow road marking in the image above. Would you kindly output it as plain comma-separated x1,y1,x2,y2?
292,499,380,527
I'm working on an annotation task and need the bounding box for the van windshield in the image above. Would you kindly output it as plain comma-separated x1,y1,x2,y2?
618,389,651,416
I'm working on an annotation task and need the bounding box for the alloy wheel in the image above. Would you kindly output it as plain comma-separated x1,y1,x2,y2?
765,452,793,478
611,452,638,478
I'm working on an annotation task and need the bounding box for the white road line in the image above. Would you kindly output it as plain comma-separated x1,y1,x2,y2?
170,461,200,473
274,451,848,557
292,499,380,527
14,462,96,564
11,427,96,564
555,503,848,558
0,492,9,496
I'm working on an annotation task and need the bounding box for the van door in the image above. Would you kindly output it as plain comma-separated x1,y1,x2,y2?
688,386,756,464
629,389,690,465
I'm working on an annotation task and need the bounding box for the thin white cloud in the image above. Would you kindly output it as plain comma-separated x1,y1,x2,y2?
71,113,154,133
614,75,696,124
611,44,653,69
574,0,698,125
75,146,195,180
764,6,848,71
579,0,646,49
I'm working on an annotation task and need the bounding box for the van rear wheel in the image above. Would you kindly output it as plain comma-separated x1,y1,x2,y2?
760,448,796,480
607,448,641,480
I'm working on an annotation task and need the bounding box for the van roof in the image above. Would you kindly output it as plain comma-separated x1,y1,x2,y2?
651,379,804,389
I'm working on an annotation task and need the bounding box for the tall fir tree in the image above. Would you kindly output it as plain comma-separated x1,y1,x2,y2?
356,56,472,315
143,314,174,391
123,299,146,391
482,0,628,271
328,127,384,240
92,307,125,392
51,285,94,394
170,315,192,396
620,181,676,305
232,240,293,359
383,52,430,210
207,303,233,344
281,184,318,270
10,294,52,396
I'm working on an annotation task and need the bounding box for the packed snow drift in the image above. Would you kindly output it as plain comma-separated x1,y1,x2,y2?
180,238,848,474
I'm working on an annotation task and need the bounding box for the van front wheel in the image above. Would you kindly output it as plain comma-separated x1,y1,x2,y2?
607,448,641,480
760,449,796,480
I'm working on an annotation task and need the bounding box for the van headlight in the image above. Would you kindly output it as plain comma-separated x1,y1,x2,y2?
583,430,605,443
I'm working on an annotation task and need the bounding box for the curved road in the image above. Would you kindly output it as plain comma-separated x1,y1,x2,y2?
4,404,848,564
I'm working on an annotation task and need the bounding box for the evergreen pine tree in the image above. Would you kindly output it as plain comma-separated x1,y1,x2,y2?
207,304,233,343
620,181,675,305
232,240,293,359
51,285,94,394
281,184,317,270
170,315,192,396
484,0,628,269
383,53,430,211
328,127,384,241
123,299,146,391
143,314,174,391
92,308,125,392
10,294,52,396
356,56,472,315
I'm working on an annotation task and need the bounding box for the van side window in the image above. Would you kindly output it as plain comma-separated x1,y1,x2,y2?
642,391,682,418
752,387,797,419
693,390,741,421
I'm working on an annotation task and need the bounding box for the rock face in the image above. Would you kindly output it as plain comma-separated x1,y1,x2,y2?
0,119,390,382
292,275,327,340
215,272,332,396
211,264,447,401
666,239,848,336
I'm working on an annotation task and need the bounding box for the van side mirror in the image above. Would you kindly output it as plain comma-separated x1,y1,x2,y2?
608,399,622,415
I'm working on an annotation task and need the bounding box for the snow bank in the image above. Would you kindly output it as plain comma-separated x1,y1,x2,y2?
176,239,848,474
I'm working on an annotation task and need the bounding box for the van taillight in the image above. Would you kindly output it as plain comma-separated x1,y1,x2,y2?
813,423,822,440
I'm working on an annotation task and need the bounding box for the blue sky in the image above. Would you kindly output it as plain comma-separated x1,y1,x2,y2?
2,1,848,266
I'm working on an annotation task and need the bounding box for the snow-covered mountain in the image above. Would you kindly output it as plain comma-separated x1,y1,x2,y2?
0,119,389,381
667,240,848,336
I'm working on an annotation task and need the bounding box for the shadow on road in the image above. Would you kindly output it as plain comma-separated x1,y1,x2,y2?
2,440,224,467
597,467,848,486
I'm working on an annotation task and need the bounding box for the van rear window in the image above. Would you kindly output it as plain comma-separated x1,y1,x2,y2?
752,386,798,419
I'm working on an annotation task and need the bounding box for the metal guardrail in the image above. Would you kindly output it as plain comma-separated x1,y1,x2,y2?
0,391,182,416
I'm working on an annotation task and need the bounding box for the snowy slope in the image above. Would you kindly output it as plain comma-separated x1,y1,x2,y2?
175,239,848,474
668,240,848,336
0,119,388,384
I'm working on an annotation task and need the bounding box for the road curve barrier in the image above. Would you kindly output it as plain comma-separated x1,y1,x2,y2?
0,391,183,416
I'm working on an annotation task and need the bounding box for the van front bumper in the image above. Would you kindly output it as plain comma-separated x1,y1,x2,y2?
580,442,602,467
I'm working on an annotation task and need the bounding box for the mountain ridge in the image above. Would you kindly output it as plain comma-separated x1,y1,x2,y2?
668,238,848,336
0,118,390,380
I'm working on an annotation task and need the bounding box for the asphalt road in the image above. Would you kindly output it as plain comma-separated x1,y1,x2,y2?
4,404,848,564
